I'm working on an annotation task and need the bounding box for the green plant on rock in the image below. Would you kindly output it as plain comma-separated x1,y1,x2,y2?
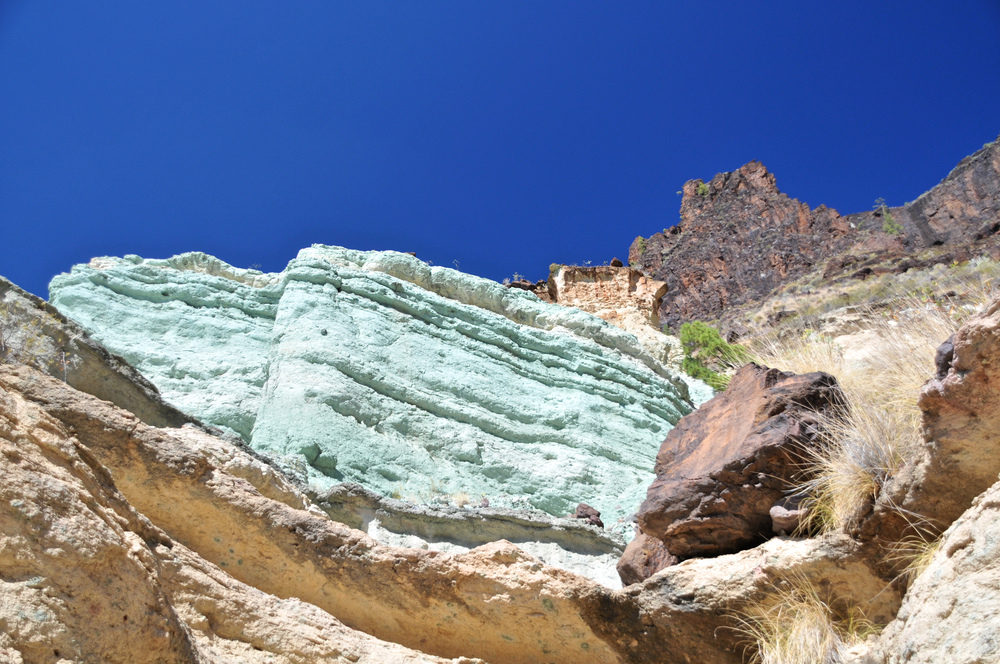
696,181,710,197
634,236,647,254
678,321,749,390
874,197,903,236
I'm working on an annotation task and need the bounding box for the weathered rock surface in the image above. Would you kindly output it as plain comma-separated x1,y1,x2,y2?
313,482,626,588
0,364,899,664
49,246,704,523
0,274,197,429
0,365,462,664
629,136,1000,330
547,264,683,368
615,532,677,586
636,364,842,561
858,294,1000,545
861,475,1000,664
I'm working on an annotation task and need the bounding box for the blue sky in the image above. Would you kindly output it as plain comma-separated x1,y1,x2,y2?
1,2,998,297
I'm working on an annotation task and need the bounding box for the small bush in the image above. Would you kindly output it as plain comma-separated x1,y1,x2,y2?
679,321,749,390
696,181,710,197
633,236,647,254
874,197,903,236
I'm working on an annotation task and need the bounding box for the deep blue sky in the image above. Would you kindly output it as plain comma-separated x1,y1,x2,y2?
2,2,999,298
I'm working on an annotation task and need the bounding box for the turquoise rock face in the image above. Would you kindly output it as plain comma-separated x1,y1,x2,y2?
50,246,709,525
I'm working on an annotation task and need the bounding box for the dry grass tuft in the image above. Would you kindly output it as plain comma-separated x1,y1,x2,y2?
749,290,986,533
736,577,878,664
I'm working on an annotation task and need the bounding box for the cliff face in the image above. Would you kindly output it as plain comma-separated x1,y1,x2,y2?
629,137,1000,330
49,246,702,524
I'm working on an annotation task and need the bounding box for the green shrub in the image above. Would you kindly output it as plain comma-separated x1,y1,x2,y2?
696,181,710,197
678,321,749,390
874,198,903,236
633,236,647,255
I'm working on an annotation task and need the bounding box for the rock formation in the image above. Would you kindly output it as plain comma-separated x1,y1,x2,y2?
49,246,706,524
0,363,899,663
621,364,842,581
629,136,1000,330
546,264,683,368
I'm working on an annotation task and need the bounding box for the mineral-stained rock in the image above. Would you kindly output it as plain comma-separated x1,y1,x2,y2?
616,532,677,586
0,274,196,428
636,363,843,560
862,475,1000,664
49,246,702,523
858,294,1000,544
547,264,685,370
0,364,899,664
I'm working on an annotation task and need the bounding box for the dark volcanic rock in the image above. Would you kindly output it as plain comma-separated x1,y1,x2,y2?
572,502,604,528
636,363,843,562
629,137,1000,329
616,532,677,586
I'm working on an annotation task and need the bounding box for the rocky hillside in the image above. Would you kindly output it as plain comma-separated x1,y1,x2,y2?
629,135,1000,331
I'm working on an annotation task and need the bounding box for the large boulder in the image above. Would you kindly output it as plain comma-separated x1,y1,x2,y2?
634,363,842,562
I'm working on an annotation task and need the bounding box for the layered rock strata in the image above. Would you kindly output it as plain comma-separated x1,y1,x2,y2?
0,364,900,663
49,246,706,523
629,136,1000,330
621,364,842,582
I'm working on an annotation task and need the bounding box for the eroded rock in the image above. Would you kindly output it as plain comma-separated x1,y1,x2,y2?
0,364,898,664
636,364,842,561
49,246,702,523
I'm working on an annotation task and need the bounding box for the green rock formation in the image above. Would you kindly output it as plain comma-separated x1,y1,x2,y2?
50,245,709,524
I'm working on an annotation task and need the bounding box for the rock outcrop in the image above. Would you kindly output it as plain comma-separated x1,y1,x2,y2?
861,474,1000,664
622,364,842,581
0,363,899,663
629,136,1000,330
546,264,683,368
49,246,705,524
858,294,1000,545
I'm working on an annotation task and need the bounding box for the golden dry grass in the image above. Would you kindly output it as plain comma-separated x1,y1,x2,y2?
736,577,878,664
748,289,989,533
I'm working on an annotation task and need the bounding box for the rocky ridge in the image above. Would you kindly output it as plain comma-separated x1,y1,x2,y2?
628,136,1000,331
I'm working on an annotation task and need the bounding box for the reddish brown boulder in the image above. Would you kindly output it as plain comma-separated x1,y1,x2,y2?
636,364,842,560
616,532,678,586
572,502,604,528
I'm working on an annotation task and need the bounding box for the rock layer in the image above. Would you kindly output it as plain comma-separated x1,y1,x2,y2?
49,246,702,523
0,364,899,664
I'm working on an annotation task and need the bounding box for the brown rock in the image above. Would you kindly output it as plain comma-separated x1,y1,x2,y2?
610,257,624,267
629,137,1000,330
547,264,681,367
616,532,677,585
573,502,604,528
637,363,842,559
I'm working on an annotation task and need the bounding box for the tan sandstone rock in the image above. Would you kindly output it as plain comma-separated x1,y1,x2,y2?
858,295,1000,546
548,265,682,367
0,364,899,664
0,367,457,664
861,475,1000,664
